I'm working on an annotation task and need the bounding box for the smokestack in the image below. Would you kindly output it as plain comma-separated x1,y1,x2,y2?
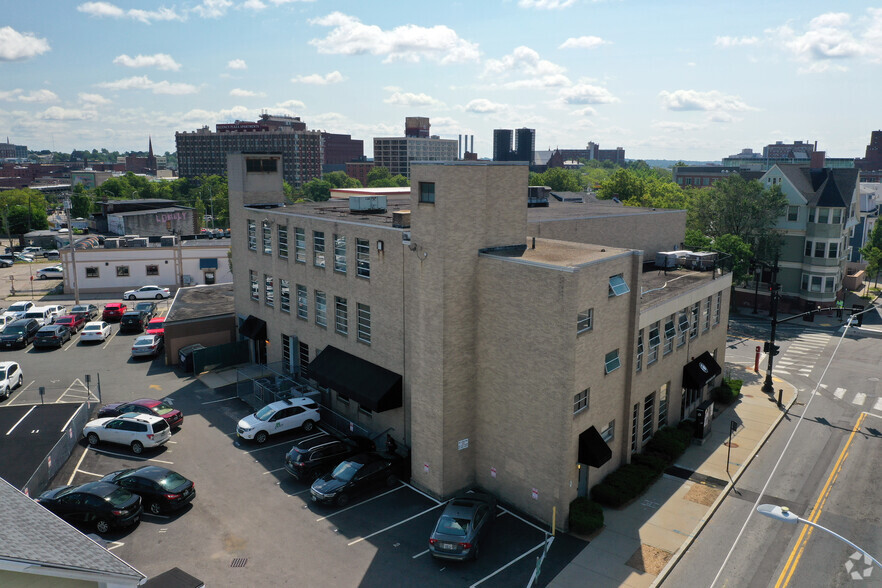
458,134,462,159
471,135,474,154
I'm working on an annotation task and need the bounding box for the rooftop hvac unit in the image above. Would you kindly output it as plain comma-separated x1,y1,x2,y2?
130,238,148,248
349,195,387,213
104,238,120,249
685,252,718,271
392,210,411,228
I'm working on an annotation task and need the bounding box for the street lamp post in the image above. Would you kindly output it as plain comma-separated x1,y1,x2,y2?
63,197,80,305
757,504,882,572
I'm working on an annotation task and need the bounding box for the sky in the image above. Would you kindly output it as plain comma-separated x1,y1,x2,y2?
1,1,880,162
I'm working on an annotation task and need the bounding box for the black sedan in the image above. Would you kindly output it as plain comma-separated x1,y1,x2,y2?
429,491,497,561
285,433,375,482
120,310,150,333
70,303,99,321
99,466,195,515
34,324,72,349
310,452,404,507
35,481,142,534
134,301,157,320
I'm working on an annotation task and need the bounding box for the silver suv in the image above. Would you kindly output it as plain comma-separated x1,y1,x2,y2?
83,413,172,454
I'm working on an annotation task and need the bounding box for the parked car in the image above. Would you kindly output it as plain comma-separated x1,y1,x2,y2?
0,318,40,349
80,321,112,342
0,258,12,268
34,324,72,349
83,413,172,454
36,266,63,279
70,303,98,320
45,304,66,322
310,452,405,507
13,252,34,263
124,285,171,300
0,314,14,333
6,301,34,318
134,301,157,320
236,397,320,444
131,334,164,359
0,361,23,399
145,316,166,336
44,250,60,261
54,314,86,333
285,433,376,482
35,481,142,534
428,492,497,561
22,246,43,257
98,398,182,429
23,307,53,326
120,310,150,333
102,303,127,322
99,466,195,515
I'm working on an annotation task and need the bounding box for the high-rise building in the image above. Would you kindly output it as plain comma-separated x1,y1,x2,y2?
493,128,535,163
373,118,457,178
856,130,882,172
493,129,513,162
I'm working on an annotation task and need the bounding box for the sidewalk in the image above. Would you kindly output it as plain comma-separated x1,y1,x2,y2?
548,365,796,588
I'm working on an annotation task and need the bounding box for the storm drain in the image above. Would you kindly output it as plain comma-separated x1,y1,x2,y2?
231,557,248,568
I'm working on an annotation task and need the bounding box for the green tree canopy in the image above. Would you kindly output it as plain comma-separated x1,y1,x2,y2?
70,190,93,218
0,189,49,235
366,166,391,184
684,229,712,251
301,179,333,201
324,171,362,189
712,233,754,286
529,168,585,192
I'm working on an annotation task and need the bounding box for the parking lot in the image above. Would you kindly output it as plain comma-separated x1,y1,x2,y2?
2,294,585,587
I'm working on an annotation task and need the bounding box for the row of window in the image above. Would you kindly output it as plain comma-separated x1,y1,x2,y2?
575,275,631,336
804,239,844,260
801,273,838,293
250,271,372,344
84,265,161,278
636,292,722,373
785,204,851,224
247,220,372,279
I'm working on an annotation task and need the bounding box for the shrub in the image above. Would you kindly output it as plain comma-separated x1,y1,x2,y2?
644,426,691,462
631,452,668,473
590,463,661,507
569,497,604,534
713,378,744,404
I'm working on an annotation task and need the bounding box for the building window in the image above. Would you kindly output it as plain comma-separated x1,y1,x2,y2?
664,316,675,355
280,279,290,313
86,266,99,278
600,420,615,442
678,311,688,346
262,221,272,255
714,292,722,325
145,265,159,276
810,276,822,292
832,208,842,224
817,207,829,223
787,206,799,222
313,231,325,268
704,296,712,331
636,330,644,372
356,238,370,279
604,349,620,374
608,274,630,297
246,157,277,172
116,265,129,277
334,235,347,274
334,296,348,335
315,291,327,327
808,207,816,223
295,228,306,263
298,341,309,379
631,403,639,452
573,389,589,415
249,270,258,300
690,303,699,339
247,219,256,250
805,241,813,257
296,284,308,320
658,382,669,427
357,303,371,344
642,393,655,442
648,322,660,365
419,182,435,203
264,275,274,307
814,241,825,258
577,309,593,334
825,276,835,292
278,225,288,259
828,242,838,259
282,334,291,370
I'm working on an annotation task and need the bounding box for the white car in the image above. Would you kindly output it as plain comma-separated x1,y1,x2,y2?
6,301,34,318
36,266,63,280
0,361,23,400
45,304,67,323
0,314,15,333
124,285,171,300
80,321,112,342
83,413,171,454
236,397,320,444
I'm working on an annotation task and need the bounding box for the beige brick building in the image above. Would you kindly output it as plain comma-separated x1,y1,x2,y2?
228,154,731,528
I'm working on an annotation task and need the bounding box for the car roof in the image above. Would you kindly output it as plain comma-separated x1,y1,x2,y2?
116,412,164,423
122,465,173,481
37,325,64,331
294,433,338,450
264,397,315,410
55,315,77,320
0,361,19,369
105,303,124,308
84,321,105,327
129,398,163,407
74,481,120,497
122,310,142,315
148,316,166,323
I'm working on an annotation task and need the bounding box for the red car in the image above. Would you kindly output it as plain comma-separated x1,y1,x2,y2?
97,398,183,429
54,314,86,333
145,316,165,336
102,303,127,322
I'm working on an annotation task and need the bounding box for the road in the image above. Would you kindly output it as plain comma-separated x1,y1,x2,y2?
664,313,882,587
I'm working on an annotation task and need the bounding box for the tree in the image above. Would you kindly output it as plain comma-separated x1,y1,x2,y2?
531,168,584,192
194,197,205,231
391,174,409,187
713,233,754,286
301,179,333,202
70,190,93,218
324,171,362,189
367,166,391,185
684,229,712,250
596,169,646,202
862,247,882,287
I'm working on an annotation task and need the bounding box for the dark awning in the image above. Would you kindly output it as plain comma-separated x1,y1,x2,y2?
199,258,218,269
578,426,612,468
308,346,402,413
683,351,722,389
239,315,267,340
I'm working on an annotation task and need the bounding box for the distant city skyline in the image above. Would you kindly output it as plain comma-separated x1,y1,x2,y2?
1,1,879,161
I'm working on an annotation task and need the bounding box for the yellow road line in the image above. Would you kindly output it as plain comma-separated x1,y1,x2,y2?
775,412,866,587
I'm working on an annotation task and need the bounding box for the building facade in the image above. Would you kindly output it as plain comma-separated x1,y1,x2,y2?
228,154,730,528
672,166,763,188
493,128,535,163
373,118,458,178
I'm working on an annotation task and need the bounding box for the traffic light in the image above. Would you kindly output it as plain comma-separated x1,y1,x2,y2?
852,305,865,327
763,341,780,355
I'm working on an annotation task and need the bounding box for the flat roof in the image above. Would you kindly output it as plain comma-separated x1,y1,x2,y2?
481,238,633,269
108,206,193,217
639,268,720,307
165,283,235,322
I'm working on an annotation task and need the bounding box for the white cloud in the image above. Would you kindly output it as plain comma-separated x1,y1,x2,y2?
98,76,198,95
276,99,306,110
558,83,618,105
519,0,576,9
485,46,565,77
241,0,267,10
559,36,608,50
0,89,58,103
291,71,344,85
113,53,182,71
572,106,597,116
504,74,571,89
384,91,440,107
714,36,759,47
38,106,96,121
77,2,185,24
652,121,703,132
309,12,480,64
0,26,51,61
269,0,317,4
464,98,505,113
659,89,753,111
230,88,265,97
228,59,247,70
192,0,233,19
79,92,111,105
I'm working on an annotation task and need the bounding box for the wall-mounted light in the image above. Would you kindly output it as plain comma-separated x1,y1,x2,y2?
165,260,169,264
105,262,109,266
377,240,384,252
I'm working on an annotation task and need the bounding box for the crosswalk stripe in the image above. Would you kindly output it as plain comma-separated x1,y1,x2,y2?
874,398,882,412
776,369,791,375
852,393,866,406
834,388,846,399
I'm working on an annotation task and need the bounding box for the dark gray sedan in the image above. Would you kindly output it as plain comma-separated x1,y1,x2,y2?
428,491,497,561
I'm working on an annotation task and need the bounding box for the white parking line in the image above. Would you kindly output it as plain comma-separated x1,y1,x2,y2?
76,470,104,478
497,506,548,535
201,396,238,405
262,467,287,475
412,548,430,559
347,502,445,546
315,486,405,522
469,540,548,588
400,481,442,505
6,406,35,435
105,541,124,551
874,398,882,412
102,330,116,349
6,380,34,405
67,449,90,485
246,440,295,454
86,446,174,465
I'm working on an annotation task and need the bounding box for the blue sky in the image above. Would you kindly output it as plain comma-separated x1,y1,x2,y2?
1,1,879,161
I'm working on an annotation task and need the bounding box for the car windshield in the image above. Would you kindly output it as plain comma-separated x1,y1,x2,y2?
105,487,133,507
56,317,71,323
254,406,275,421
133,336,154,346
157,472,188,490
331,460,363,482
8,304,28,312
436,515,471,536
71,306,86,313
4,326,25,335
152,402,175,416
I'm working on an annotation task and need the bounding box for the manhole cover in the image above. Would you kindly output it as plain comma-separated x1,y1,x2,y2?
231,557,247,568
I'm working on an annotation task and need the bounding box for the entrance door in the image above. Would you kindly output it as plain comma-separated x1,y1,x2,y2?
204,271,216,285
577,464,589,498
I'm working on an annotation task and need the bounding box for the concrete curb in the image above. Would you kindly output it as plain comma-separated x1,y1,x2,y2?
650,385,797,587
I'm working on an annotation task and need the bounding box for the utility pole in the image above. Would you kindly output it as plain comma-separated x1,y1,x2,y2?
761,257,780,394
63,197,80,305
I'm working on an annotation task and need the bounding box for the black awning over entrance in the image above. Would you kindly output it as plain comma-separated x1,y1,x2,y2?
578,426,612,468
683,351,722,389
308,346,402,413
239,315,267,340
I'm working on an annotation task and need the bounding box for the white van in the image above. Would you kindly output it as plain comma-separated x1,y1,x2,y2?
23,306,53,326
